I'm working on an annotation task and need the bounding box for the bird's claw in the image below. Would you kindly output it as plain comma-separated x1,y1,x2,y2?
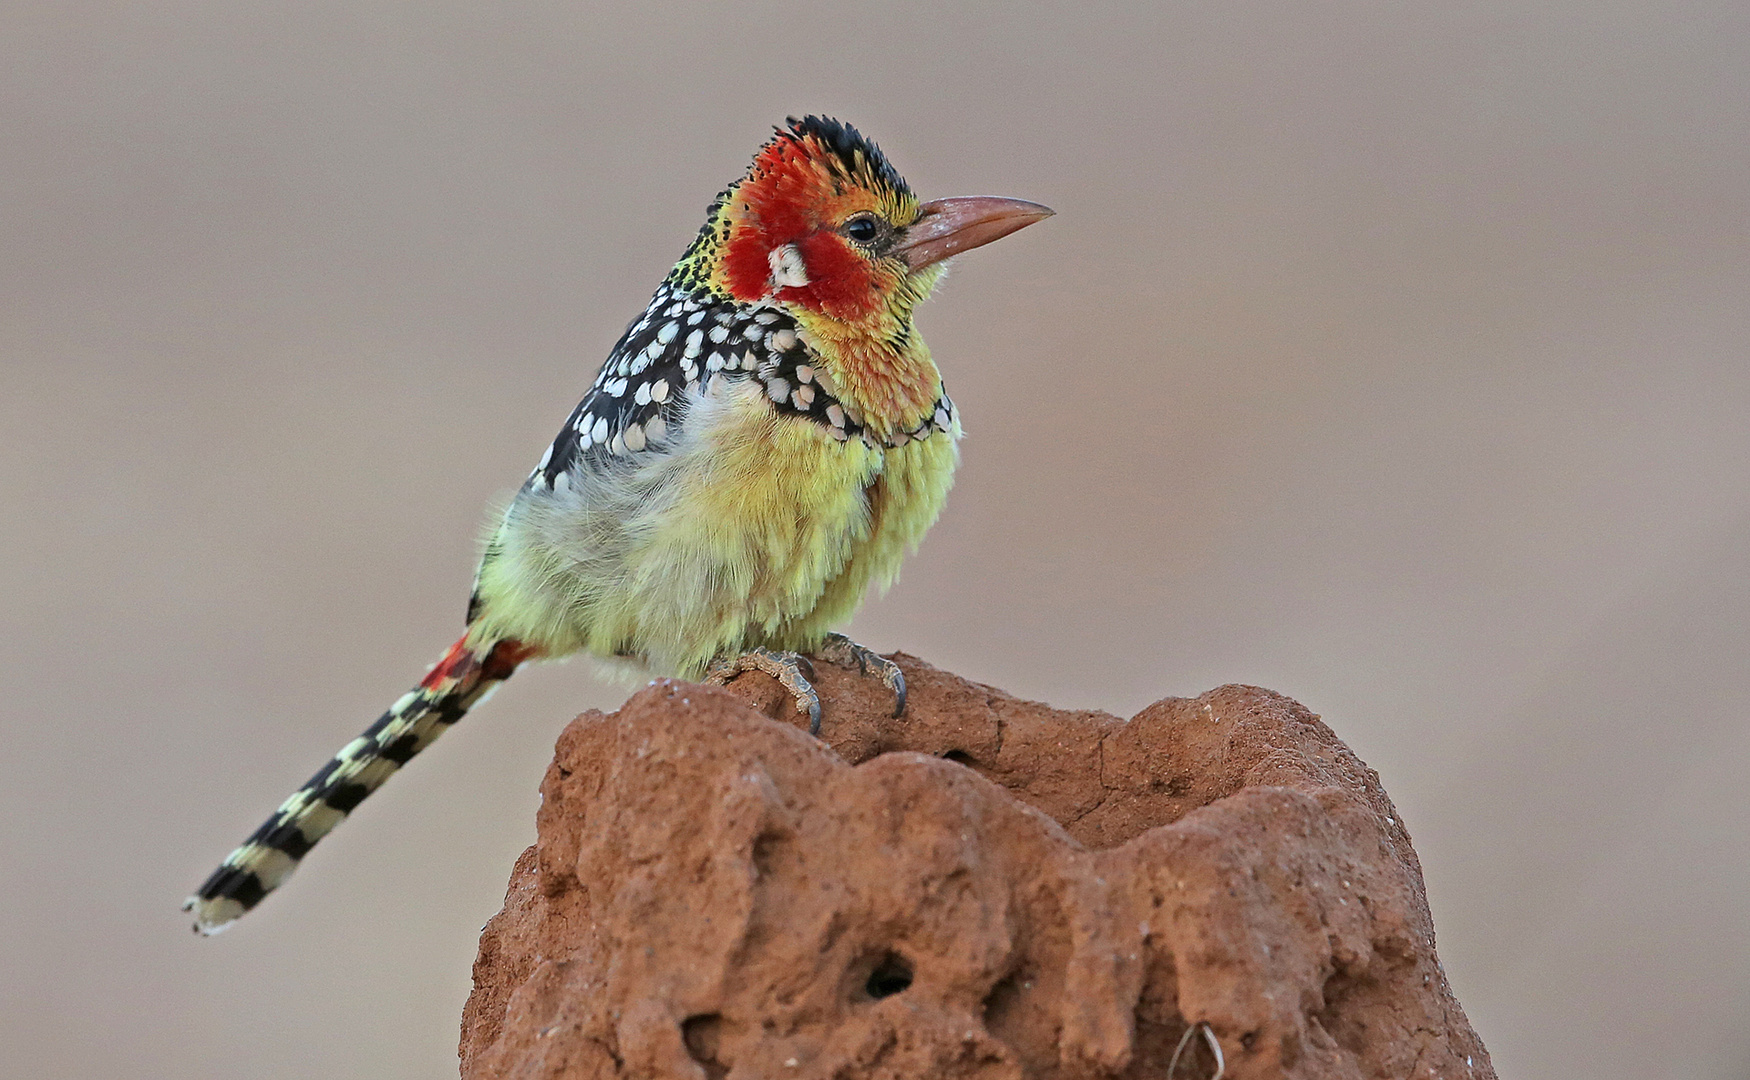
703,638,904,733
705,647,822,734
817,633,907,718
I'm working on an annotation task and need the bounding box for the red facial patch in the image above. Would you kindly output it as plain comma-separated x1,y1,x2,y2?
719,134,881,320
781,232,877,318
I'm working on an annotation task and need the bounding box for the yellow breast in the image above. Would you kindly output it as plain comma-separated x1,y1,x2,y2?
472,379,959,678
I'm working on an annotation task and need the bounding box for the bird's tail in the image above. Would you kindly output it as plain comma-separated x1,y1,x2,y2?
183,634,537,935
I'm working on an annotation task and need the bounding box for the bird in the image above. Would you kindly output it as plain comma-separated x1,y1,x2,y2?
183,115,1051,935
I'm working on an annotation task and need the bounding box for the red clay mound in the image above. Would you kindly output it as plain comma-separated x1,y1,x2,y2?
460,654,1493,1079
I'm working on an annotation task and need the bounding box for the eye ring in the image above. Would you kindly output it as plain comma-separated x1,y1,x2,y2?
841,213,884,246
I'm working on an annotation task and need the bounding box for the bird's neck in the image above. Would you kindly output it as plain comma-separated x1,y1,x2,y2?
795,314,941,437
670,239,944,435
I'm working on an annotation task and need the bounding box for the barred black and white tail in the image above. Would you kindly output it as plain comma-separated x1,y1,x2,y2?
183,635,535,935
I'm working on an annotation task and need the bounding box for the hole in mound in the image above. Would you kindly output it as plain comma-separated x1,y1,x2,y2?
941,750,977,767
864,952,914,999
983,970,1023,1026
680,1014,728,1080
751,830,783,877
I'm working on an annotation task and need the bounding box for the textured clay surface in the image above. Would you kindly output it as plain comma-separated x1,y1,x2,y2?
460,655,1494,1079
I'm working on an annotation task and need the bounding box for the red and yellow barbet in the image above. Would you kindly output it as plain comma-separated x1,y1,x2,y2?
185,116,1050,934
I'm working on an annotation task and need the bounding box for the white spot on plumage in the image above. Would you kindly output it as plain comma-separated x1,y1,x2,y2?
623,423,646,452
537,442,554,470
767,244,809,289
795,364,813,384
650,380,670,403
706,352,724,371
709,324,729,344
825,403,845,428
591,416,609,444
655,321,678,345
684,329,703,357
770,328,797,352
755,310,782,325
814,368,837,395
552,469,572,492
644,415,666,442
765,377,791,404
634,382,652,405
609,432,627,455
793,383,815,408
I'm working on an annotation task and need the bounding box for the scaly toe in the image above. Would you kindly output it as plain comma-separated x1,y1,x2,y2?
705,647,823,734
817,633,907,718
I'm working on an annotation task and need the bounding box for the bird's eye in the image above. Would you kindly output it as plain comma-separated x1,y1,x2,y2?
842,214,883,245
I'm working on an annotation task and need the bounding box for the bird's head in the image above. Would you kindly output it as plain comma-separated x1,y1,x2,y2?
677,116,1051,342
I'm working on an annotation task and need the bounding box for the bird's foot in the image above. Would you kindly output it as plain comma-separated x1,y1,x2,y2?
705,647,821,734
815,633,907,718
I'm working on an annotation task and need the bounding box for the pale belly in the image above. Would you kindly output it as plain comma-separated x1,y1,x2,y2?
470,380,960,677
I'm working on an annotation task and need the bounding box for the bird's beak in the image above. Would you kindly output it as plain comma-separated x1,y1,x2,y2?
894,196,1054,271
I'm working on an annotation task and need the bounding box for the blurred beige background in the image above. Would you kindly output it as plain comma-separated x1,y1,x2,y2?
3,1,1747,1076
